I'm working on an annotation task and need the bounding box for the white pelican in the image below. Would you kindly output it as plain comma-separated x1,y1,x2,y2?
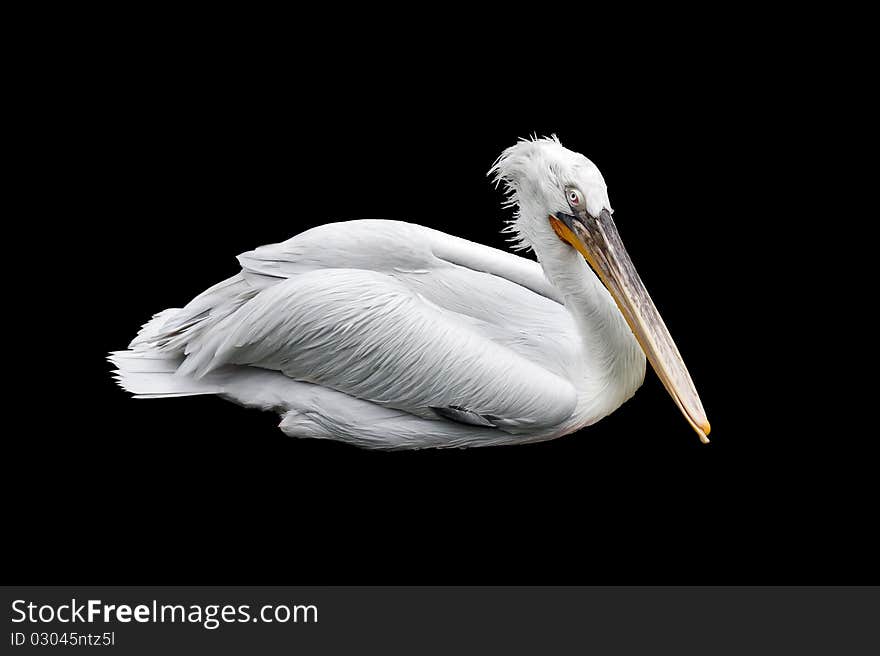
110,136,709,448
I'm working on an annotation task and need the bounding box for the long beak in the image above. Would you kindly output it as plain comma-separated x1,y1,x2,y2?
550,209,711,443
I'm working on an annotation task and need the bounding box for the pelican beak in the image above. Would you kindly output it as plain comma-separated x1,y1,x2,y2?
550,209,711,443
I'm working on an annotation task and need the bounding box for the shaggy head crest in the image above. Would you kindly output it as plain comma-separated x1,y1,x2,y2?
489,135,611,252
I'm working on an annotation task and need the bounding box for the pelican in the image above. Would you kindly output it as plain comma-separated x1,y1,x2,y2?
110,136,709,449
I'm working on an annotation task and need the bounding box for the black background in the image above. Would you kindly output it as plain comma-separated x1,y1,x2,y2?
7,22,870,586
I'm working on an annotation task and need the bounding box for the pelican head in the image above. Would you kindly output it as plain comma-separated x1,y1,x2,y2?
491,136,711,443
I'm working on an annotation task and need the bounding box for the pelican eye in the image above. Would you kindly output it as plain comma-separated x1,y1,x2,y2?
566,188,583,208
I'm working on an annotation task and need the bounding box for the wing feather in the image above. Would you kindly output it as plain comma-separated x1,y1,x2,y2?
236,220,578,377
176,268,576,432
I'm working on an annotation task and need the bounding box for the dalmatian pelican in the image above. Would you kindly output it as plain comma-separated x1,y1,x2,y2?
110,136,710,448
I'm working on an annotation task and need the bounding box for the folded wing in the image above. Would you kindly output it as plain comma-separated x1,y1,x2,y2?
138,220,579,433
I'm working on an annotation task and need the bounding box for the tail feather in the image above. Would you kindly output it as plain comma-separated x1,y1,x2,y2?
109,350,222,398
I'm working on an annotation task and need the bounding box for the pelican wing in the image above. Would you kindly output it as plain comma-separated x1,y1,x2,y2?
236,220,578,379
140,220,579,433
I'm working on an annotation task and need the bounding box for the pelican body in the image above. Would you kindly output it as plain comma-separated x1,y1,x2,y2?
110,137,709,448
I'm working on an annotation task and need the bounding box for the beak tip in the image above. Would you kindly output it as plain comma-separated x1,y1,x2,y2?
696,420,711,444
